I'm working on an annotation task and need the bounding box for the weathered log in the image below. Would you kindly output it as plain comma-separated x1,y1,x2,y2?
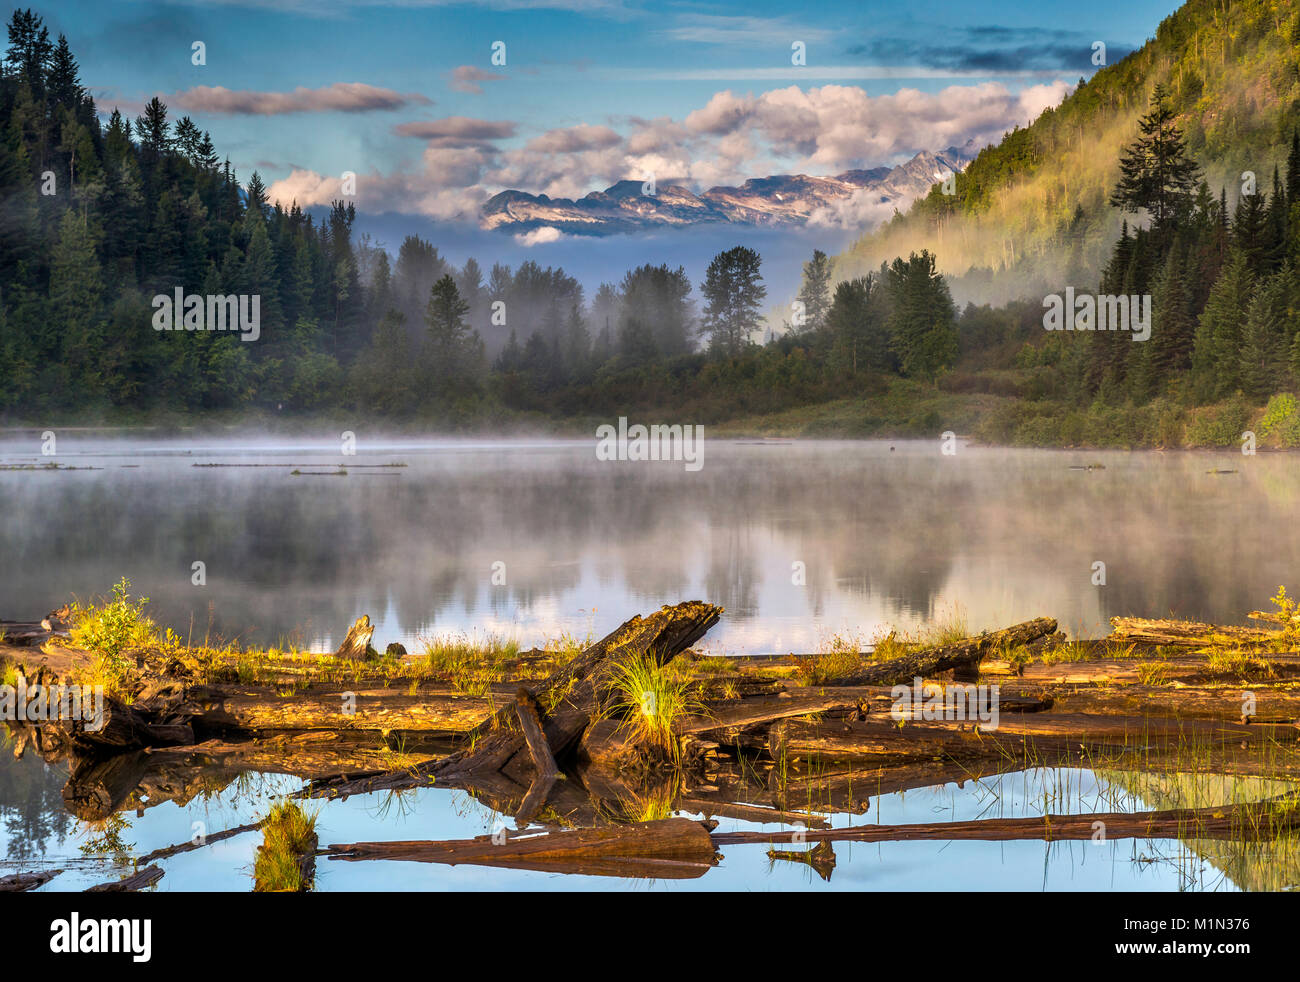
0,869,62,892
762,712,1291,766
181,683,497,737
713,797,1300,845
514,687,558,781
306,601,723,798
1109,616,1280,647
326,816,720,879
334,615,376,660
86,865,164,892
29,690,193,756
677,796,831,829
1043,683,1300,723
675,691,859,738
831,617,1058,686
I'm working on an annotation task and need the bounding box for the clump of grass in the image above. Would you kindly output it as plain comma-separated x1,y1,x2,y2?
795,635,861,684
254,800,318,892
996,642,1033,675
423,633,520,696
1135,661,1170,685
68,578,157,700
868,628,911,662
692,655,735,675
605,652,702,755
923,603,969,647
1040,640,1094,665
1207,648,1276,680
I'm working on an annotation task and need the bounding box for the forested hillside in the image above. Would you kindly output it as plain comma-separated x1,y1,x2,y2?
842,0,1300,305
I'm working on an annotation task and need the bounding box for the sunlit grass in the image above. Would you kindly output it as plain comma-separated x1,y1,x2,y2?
605,651,703,756
423,633,520,696
253,800,318,892
795,635,862,684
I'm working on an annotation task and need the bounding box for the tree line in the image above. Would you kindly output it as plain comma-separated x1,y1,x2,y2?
0,7,958,422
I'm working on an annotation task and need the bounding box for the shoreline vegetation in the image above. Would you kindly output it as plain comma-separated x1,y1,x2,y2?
4,580,1300,888
0,385,1296,451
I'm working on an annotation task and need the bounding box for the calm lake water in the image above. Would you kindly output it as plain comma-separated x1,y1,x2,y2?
0,436,1294,653
2,435,1298,891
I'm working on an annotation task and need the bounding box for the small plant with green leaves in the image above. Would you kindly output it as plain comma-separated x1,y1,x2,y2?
869,627,910,662
1269,585,1300,647
1135,661,1170,686
691,655,735,676
68,578,157,700
70,578,157,660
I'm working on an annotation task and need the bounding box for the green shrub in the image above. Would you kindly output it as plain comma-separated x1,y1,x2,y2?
1260,393,1300,447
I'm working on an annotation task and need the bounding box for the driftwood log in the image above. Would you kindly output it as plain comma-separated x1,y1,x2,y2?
1109,617,1281,647
326,817,720,879
307,601,723,799
833,617,1058,686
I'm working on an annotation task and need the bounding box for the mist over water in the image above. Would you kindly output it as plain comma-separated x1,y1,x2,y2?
1,436,1294,653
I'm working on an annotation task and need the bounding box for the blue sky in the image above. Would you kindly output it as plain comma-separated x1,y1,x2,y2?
41,0,1178,224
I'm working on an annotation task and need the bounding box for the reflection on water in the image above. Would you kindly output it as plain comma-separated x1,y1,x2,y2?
1,437,1296,654
2,744,1291,891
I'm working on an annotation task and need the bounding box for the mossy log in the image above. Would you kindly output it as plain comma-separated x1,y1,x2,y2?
831,617,1058,686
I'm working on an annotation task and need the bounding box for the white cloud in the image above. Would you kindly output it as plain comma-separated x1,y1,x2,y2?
514,226,565,246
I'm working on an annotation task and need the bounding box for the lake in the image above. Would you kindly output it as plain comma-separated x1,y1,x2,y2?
0,436,1292,655
2,435,1297,891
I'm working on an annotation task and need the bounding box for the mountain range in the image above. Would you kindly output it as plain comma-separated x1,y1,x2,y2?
480,147,973,235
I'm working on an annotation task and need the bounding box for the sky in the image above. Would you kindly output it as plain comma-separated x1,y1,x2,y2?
43,0,1181,224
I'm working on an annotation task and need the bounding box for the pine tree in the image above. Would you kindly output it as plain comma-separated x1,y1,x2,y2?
885,250,957,381
1239,270,1291,398
1192,250,1255,399
700,246,765,357
1109,84,1201,230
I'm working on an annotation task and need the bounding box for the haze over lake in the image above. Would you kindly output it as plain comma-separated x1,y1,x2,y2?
1,437,1291,653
